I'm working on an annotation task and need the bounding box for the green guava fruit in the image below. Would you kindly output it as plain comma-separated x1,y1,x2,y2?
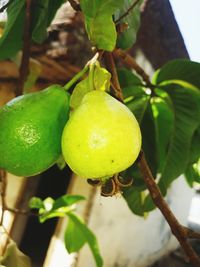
0,85,70,176
62,90,141,179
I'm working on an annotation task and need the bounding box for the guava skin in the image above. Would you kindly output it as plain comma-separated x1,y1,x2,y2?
0,85,70,176
62,90,142,178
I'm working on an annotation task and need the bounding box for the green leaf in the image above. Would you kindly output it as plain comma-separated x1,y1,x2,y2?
65,218,87,252
70,75,91,109
143,193,155,212
32,0,65,43
126,95,149,121
189,127,200,164
0,239,31,267
53,195,85,210
43,197,54,210
39,207,74,223
93,63,111,91
123,186,145,216
0,0,25,59
140,103,158,177
157,85,200,190
185,161,200,187
123,92,157,216
115,0,142,49
29,197,44,210
80,0,124,51
37,195,85,223
122,164,146,191
67,212,103,267
119,69,149,123
118,68,143,89
56,155,67,170
70,62,111,109
153,59,200,89
151,97,174,172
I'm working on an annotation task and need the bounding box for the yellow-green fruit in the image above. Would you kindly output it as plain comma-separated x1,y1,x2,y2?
62,90,141,178
0,85,70,176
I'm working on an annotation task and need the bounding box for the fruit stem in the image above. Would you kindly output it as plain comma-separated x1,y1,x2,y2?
64,51,102,91
64,65,89,91
88,63,95,90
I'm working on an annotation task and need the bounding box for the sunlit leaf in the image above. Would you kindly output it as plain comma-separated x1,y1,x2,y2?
65,218,86,252
126,95,149,123
118,68,148,122
67,212,103,267
157,85,200,190
52,195,85,210
70,75,91,109
32,195,85,223
29,197,44,210
81,0,124,51
70,62,111,109
93,63,111,91
153,59,200,89
185,160,200,187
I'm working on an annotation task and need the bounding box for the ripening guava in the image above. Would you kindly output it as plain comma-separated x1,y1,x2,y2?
0,85,70,176
62,90,141,179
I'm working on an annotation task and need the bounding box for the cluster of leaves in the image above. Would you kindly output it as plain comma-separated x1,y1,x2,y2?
0,0,65,59
74,1,200,216
29,195,103,267
1,0,200,266
0,1,142,266
119,60,200,215
0,0,140,58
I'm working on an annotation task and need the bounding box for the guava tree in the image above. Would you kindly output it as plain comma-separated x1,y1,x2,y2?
0,1,200,267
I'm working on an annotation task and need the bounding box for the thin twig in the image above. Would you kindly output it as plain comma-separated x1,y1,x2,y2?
138,151,200,267
68,0,81,11
0,169,7,225
104,52,124,102
115,0,141,24
64,65,89,91
5,206,38,217
64,50,103,91
16,0,32,96
113,48,153,89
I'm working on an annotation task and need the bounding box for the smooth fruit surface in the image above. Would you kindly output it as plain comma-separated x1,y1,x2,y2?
0,85,70,176
62,90,141,178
